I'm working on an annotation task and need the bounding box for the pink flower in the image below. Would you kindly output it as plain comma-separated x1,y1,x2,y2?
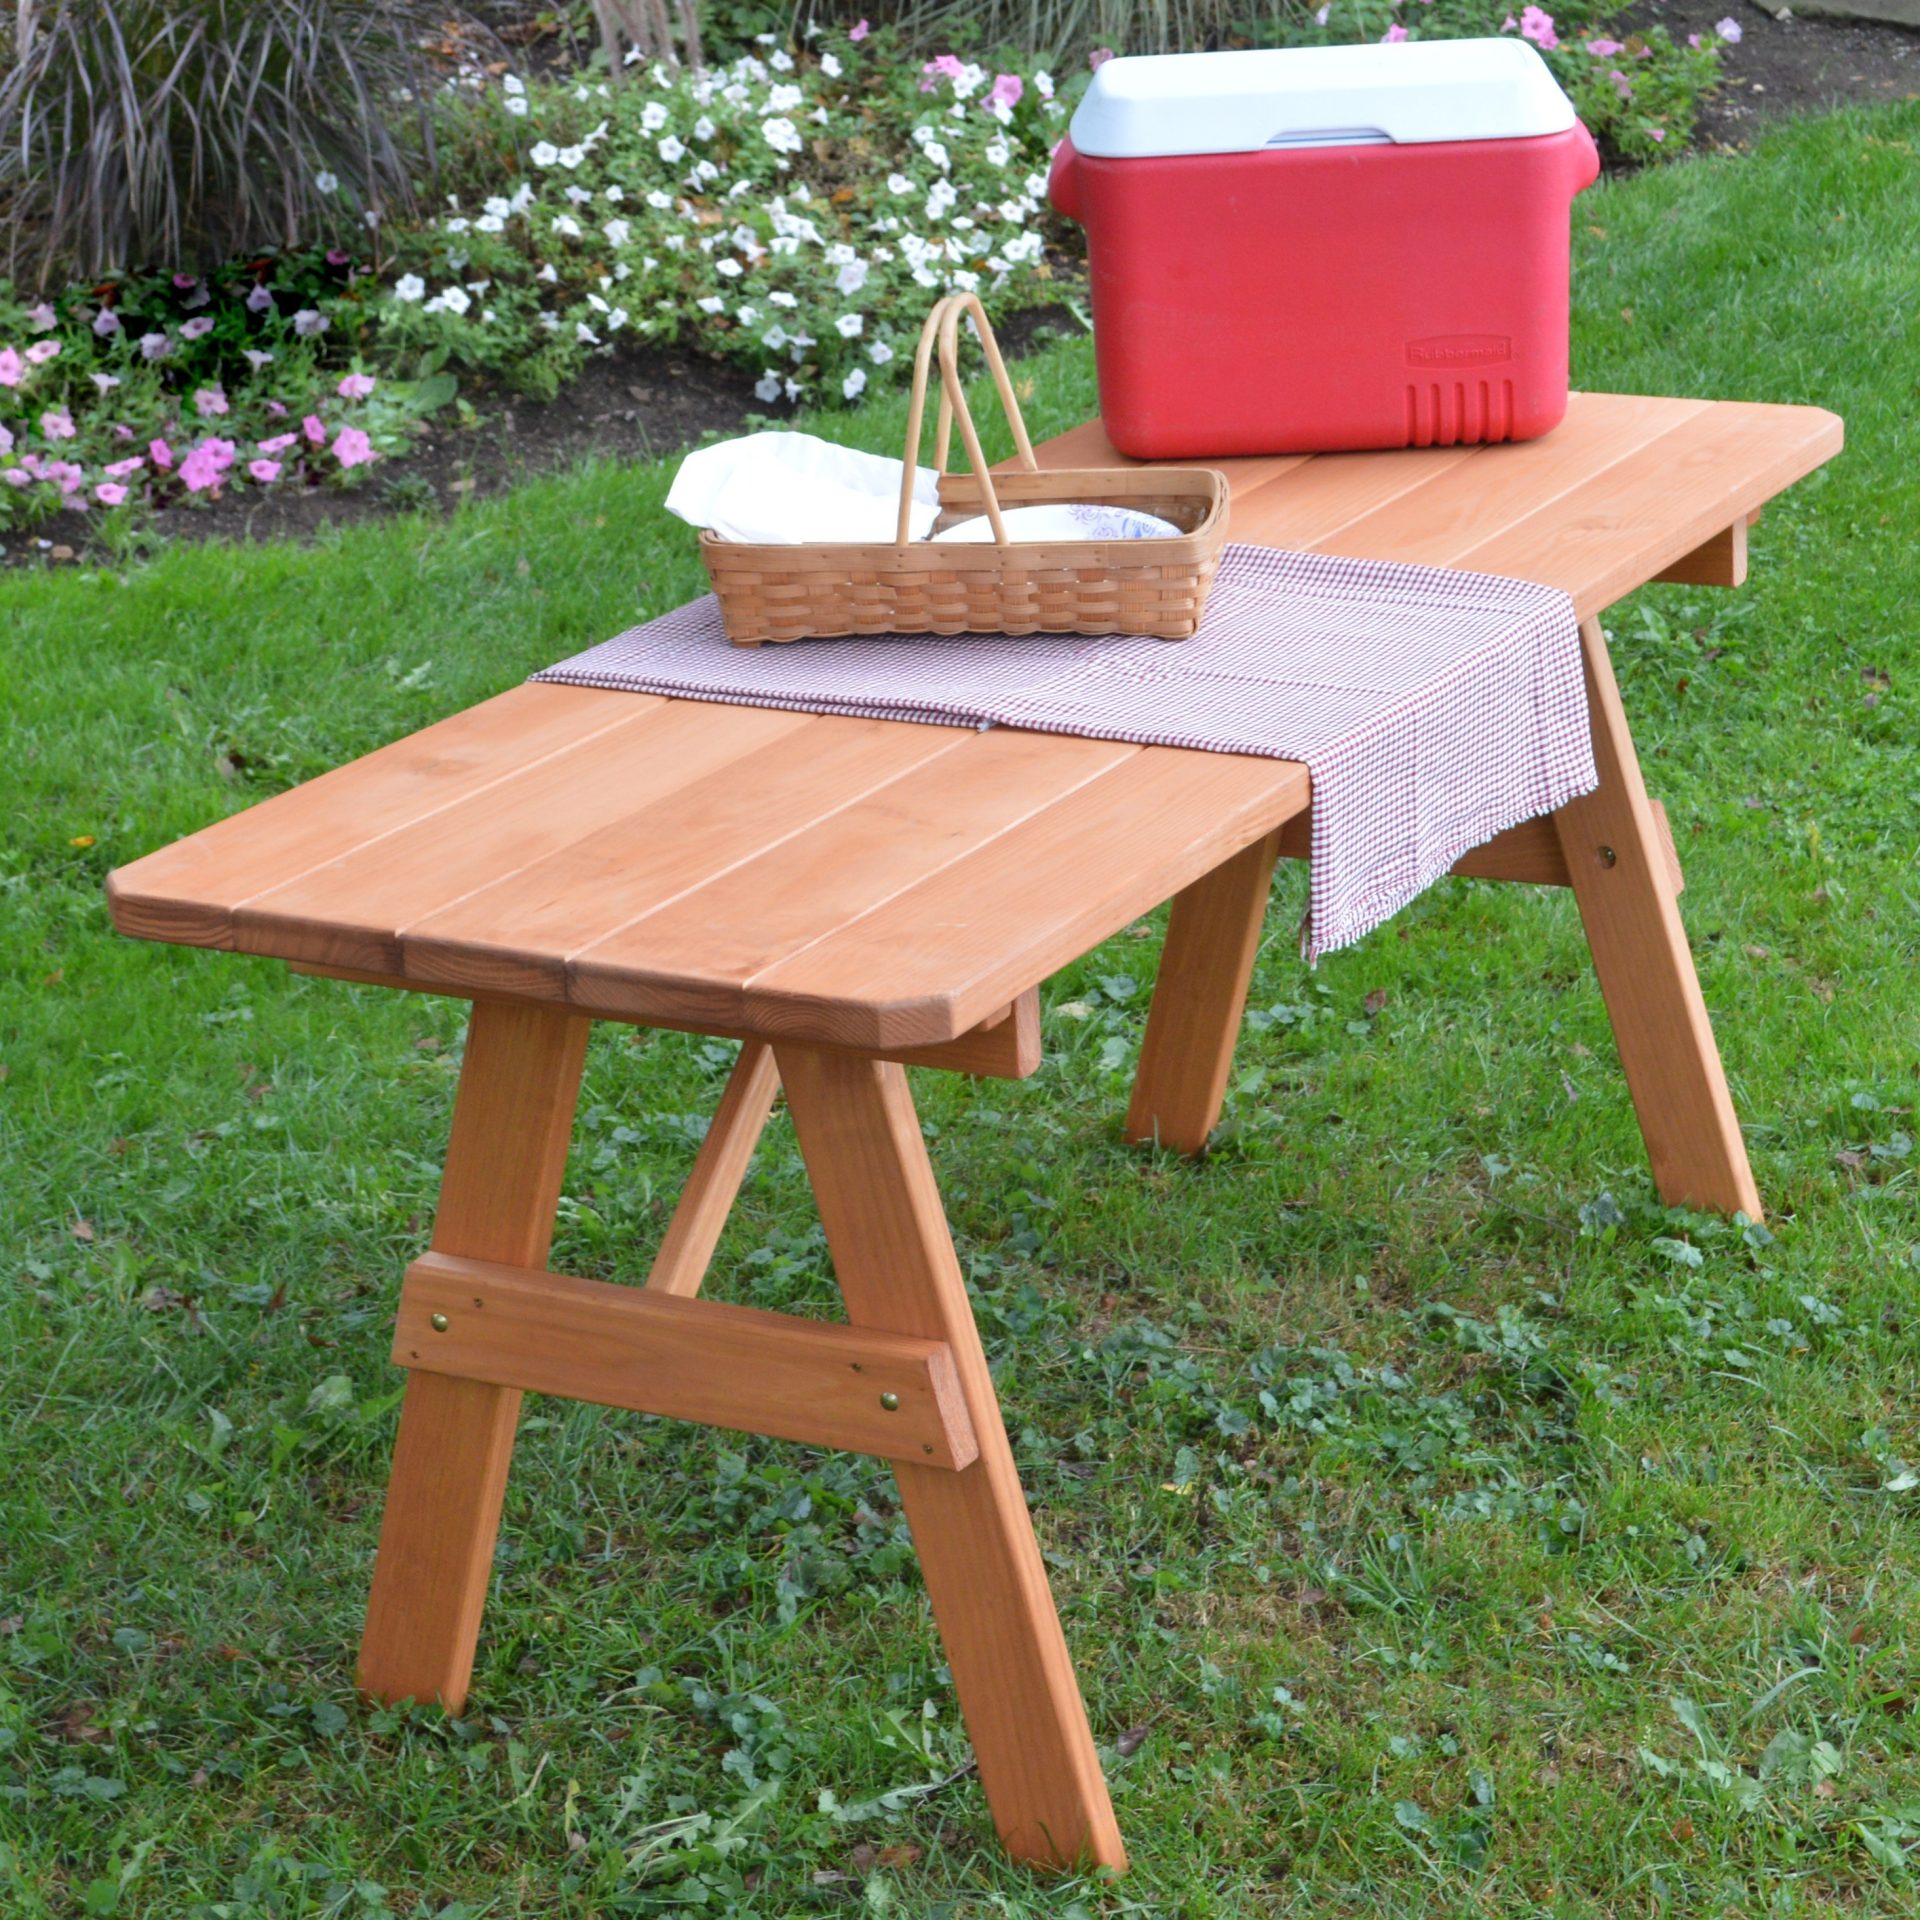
140,332,173,360
919,53,965,91
331,425,377,468
103,457,145,478
173,273,198,291
1089,46,1115,69
149,439,175,470
0,422,10,455
303,414,327,446
1586,36,1624,54
1382,21,1408,39
1687,32,1702,46
336,372,376,400
1518,6,1558,50
325,248,350,267
195,436,237,471
95,482,129,506
266,400,288,417
180,316,215,340
1609,67,1633,98
25,339,60,365
1649,126,1666,141
986,72,1024,112
1716,15,1742,40
849,17,869,38
194,386,230,417
26,303,57,331
40,408,76,440
248,458,283,483
0,347,22,388
178,446,226,493
257,432,298,454
111,423,134,441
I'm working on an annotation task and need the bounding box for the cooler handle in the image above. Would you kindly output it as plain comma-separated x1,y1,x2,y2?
1046,135,1082,223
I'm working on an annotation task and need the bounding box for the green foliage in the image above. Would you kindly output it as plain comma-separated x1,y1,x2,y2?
0,0,446,285
1,100,1918,1915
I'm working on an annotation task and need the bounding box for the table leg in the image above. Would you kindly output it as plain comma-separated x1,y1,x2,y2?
357,1000,591,1710
646,1040,780,1298
1552,617,1762,1217
1125,828,1282,1154
776,1045,1127,1873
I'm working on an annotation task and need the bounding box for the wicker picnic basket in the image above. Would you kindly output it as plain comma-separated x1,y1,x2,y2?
699,292,1230,645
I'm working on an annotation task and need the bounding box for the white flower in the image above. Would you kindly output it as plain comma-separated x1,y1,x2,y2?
315,170,339,193
642,101,669,132
424,285,472,316
605,218,631,245
537,262,558,282
659,134,686,163
925,140,951,172
553,214,581,237
761,116,803,155
576,322,601,344
392,273,427,302
605,184,625,201
835,260,869,297
784,377,803,401
868,340,894,364
843,367,867,399
607,306,628,329
762,323,789,349
835,312,863,338
1034,70,1054,99
445,216,471,233
767,83,803,113
530,140,559,166
484,195,512,218
503,73,524,93
647,190,673,210
557,144,586,169
737,305,757,324
505,95,528,117
926,179,958,221
476,214,505,233
821,52,842,78
694,115,716,141
769,48,794,70
985,138,1011,169
887,173,914,196
697,296,726,314
565,184,594,204
715,257,744,278
755,371,783,402
768,290,798,309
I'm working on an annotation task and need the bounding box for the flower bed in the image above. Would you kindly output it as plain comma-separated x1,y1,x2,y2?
0,11,1730,536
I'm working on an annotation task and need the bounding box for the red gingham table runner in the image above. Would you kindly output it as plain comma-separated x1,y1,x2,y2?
533,543,1597,958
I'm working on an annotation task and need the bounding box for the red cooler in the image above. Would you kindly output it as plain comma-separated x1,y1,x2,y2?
1048,40,1601,457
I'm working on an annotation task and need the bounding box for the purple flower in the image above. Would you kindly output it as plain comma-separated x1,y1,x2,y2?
293,309,329,338
140,332,173,360
1715,15,1742,40
326,248,350,267
0,348,23,388
244,349,275,372
1089,46,1114,69
91,372,122,395
26,303,57,331
246,284,275,314
92,309,122,337
173,274,198,291
25,340,60,365
849,17,869,39
1382,21,1408,39
40,408,77,440
0,423,11,455
180,316,216,340
193,386,230,418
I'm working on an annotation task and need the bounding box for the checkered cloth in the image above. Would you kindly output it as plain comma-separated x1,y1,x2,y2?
534,543,1597,958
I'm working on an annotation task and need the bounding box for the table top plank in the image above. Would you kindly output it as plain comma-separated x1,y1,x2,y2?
737,747,1312,1050
231,700,815,976
399,714,974,1001
108,684,646,950
107,392,1843,1046
564,729,1146,1033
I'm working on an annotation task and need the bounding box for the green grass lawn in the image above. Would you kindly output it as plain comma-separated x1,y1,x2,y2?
3,103,1917,1918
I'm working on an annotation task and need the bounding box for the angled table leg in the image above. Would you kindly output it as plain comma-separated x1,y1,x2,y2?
357,1000,591,1710
776,1044,1126,1873
1125,827,1283,1154
646,1040,781,1298
1552,616,1762,1217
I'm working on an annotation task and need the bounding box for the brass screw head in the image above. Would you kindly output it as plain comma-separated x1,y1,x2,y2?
1598,845,1618,868
430,1312,450,1332
879,1391,900,1412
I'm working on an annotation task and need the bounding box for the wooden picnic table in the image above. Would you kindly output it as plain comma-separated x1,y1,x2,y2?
108,389,1841,1872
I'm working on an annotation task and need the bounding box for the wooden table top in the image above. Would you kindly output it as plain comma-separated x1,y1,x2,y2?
109,392,1841,1051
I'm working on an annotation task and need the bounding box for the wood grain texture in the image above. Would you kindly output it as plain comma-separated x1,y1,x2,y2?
1551,619,1761,1216
356,999,590,1711
396,1251,979,1470
777,1045,1125,1871
1125,828,1281,1154
646,1040,780,1297
1652,517,1749,588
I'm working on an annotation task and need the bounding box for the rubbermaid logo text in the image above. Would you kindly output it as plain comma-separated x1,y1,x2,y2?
1405,335,1513,369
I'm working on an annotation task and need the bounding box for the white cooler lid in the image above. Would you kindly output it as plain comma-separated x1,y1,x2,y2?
1069,40,1577,156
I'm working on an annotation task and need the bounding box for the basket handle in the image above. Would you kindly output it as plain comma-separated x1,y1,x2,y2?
893,293,1040,546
